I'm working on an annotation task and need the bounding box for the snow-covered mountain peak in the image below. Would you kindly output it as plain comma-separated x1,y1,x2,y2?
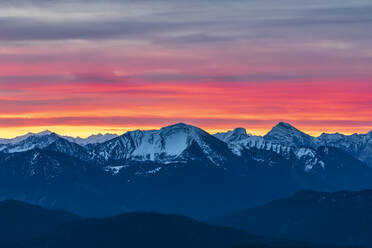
93,123,230,164
264,122,316,148
162,122,189,129
0,130,118,147
317,131,372,167
233,127,247,134
160,122,206,135
1,130,56,145
63,133,118,146
276,122,295,129
268,122,301,134
127,123,215,158
214,127,249,143
2,132,60,153
318,132,345,143
36,130,54,136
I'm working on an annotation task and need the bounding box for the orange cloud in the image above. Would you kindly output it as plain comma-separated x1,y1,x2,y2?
0,40,371,138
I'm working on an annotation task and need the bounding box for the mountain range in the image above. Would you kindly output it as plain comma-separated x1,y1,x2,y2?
0,122,372,218
0,131,118,147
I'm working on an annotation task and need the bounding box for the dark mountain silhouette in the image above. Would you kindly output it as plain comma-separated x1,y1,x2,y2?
0,200,344,248
210,190,372,247
0,200,80,247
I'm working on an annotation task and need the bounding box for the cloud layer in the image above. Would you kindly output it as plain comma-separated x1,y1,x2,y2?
0,0,371,137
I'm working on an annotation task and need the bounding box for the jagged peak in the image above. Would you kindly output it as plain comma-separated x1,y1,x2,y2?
265,122,315,148
159,123,211,138
118,122,211,145
213,127,250,143
96,122,228,164
89,133,117,137
161,122,200,131
38,130,54,135
318,132,345,138
215,127,248,136
120,123,201,136
26,130,55,136
232,127,247,135
169,122,188,127
62,133,119,146
15,130,54,138
7,130,58,144
118,123,207,145
320,132,349,141
272,122,297,131
32,131,59,139
266,122,308,136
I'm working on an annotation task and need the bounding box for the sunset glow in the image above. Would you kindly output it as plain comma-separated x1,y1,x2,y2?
1,0,371,138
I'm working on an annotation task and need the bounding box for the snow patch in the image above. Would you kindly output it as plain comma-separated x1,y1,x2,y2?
296,148,316,159
147,167,162,174
104,166,125,175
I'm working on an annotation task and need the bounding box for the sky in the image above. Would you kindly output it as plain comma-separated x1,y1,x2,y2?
0,0,372,138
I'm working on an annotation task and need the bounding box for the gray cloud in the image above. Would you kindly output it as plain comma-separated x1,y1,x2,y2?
0,72,353,86
0,0,371,84
0,17,202,41
130,73,319,83
0,0,371,44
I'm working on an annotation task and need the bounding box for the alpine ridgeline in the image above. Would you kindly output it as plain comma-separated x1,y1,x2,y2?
0,122,371,218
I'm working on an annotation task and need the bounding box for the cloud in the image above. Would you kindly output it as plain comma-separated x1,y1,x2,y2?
0,0,371,44
0,17,197,41
0,71,349,87
0,0,371,137
130,73,317,83
304,41,355,50
1,116,372,130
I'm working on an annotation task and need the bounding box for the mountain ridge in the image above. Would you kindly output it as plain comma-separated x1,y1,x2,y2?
0,199,344,248
1,122,371,144
0,122,372,218
209,190,372,247
2,122,371,167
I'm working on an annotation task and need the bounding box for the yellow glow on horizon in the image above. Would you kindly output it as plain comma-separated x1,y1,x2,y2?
0,126,130,139
0,124,369,139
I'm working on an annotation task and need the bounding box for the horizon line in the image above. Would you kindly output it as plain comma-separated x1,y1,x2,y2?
0,122,371,140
